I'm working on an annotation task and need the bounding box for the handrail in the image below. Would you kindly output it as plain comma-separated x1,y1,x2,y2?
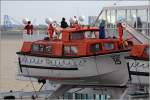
92,8,104,26
121,20,150,44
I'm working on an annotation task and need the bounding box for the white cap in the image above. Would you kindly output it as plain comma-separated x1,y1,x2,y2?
79,16,85,22
45,18,53,24
22,18,29,24
69,17,77,23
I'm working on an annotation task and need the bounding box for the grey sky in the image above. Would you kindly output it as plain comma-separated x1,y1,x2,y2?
1,1,149,25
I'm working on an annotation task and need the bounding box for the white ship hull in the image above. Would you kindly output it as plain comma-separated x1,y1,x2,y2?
17,51,129,86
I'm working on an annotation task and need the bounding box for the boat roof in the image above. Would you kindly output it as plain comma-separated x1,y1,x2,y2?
33,38,119,45
103,5,149,10
62,27,99,33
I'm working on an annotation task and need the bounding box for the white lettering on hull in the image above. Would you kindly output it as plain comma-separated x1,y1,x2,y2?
19,55,86,68
128,60,149,72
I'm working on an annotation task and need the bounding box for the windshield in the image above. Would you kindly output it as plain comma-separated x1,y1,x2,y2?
84,31,96,39
70,32,84,40
70,31,97,40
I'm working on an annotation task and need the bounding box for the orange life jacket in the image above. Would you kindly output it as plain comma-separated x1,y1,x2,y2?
48,24,54,38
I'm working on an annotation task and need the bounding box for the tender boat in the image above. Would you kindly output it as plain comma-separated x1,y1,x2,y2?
16,23,133,86
125,45,149,85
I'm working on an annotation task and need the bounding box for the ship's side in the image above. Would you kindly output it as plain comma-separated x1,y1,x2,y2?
17,50,129,86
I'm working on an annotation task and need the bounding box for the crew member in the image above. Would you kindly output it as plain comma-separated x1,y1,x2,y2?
48,23,54,39
61,17,68,28
117,23,123,42
70,16,80,28
134,17,142,32
24,21,33,35
99,20,105,39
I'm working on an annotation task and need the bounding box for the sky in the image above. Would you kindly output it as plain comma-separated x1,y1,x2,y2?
1,0,149,25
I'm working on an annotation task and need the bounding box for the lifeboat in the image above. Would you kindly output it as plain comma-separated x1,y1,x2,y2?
16,25,133,86
125,45,149,84
127,45,149,61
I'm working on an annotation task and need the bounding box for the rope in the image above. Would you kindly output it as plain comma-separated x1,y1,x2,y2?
92,9,104,26
26,67,39,100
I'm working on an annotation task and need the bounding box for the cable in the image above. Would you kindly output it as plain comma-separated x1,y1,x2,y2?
92,8,104,26
26,67,39,100
38,79,46,95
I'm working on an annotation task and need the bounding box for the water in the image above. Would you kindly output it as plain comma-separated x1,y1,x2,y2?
0,33,42,92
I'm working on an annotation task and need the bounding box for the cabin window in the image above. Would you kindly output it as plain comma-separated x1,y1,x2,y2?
32,44,44,52
39,44,44,52
32,44,39,52
45,45,52,53
90,43,101,53
103,43,114,50
84,31,96,39
64,46,78,55
70,32,84,40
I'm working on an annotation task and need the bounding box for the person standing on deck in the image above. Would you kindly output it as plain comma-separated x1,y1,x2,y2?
134,17,142,32
61,17,68,28
117,23,123,42
99,20,106,39
45,18,55,39
70,16,80,28
48,23,54,39
24,21,33,35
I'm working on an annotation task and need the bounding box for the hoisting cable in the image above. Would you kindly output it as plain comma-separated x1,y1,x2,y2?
92,8,104,27
38,79,46,92
26,67,39,100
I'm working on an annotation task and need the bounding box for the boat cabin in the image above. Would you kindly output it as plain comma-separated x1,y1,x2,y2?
19,27,132,57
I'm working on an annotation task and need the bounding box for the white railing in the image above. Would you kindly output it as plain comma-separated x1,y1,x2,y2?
121,20,150,44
